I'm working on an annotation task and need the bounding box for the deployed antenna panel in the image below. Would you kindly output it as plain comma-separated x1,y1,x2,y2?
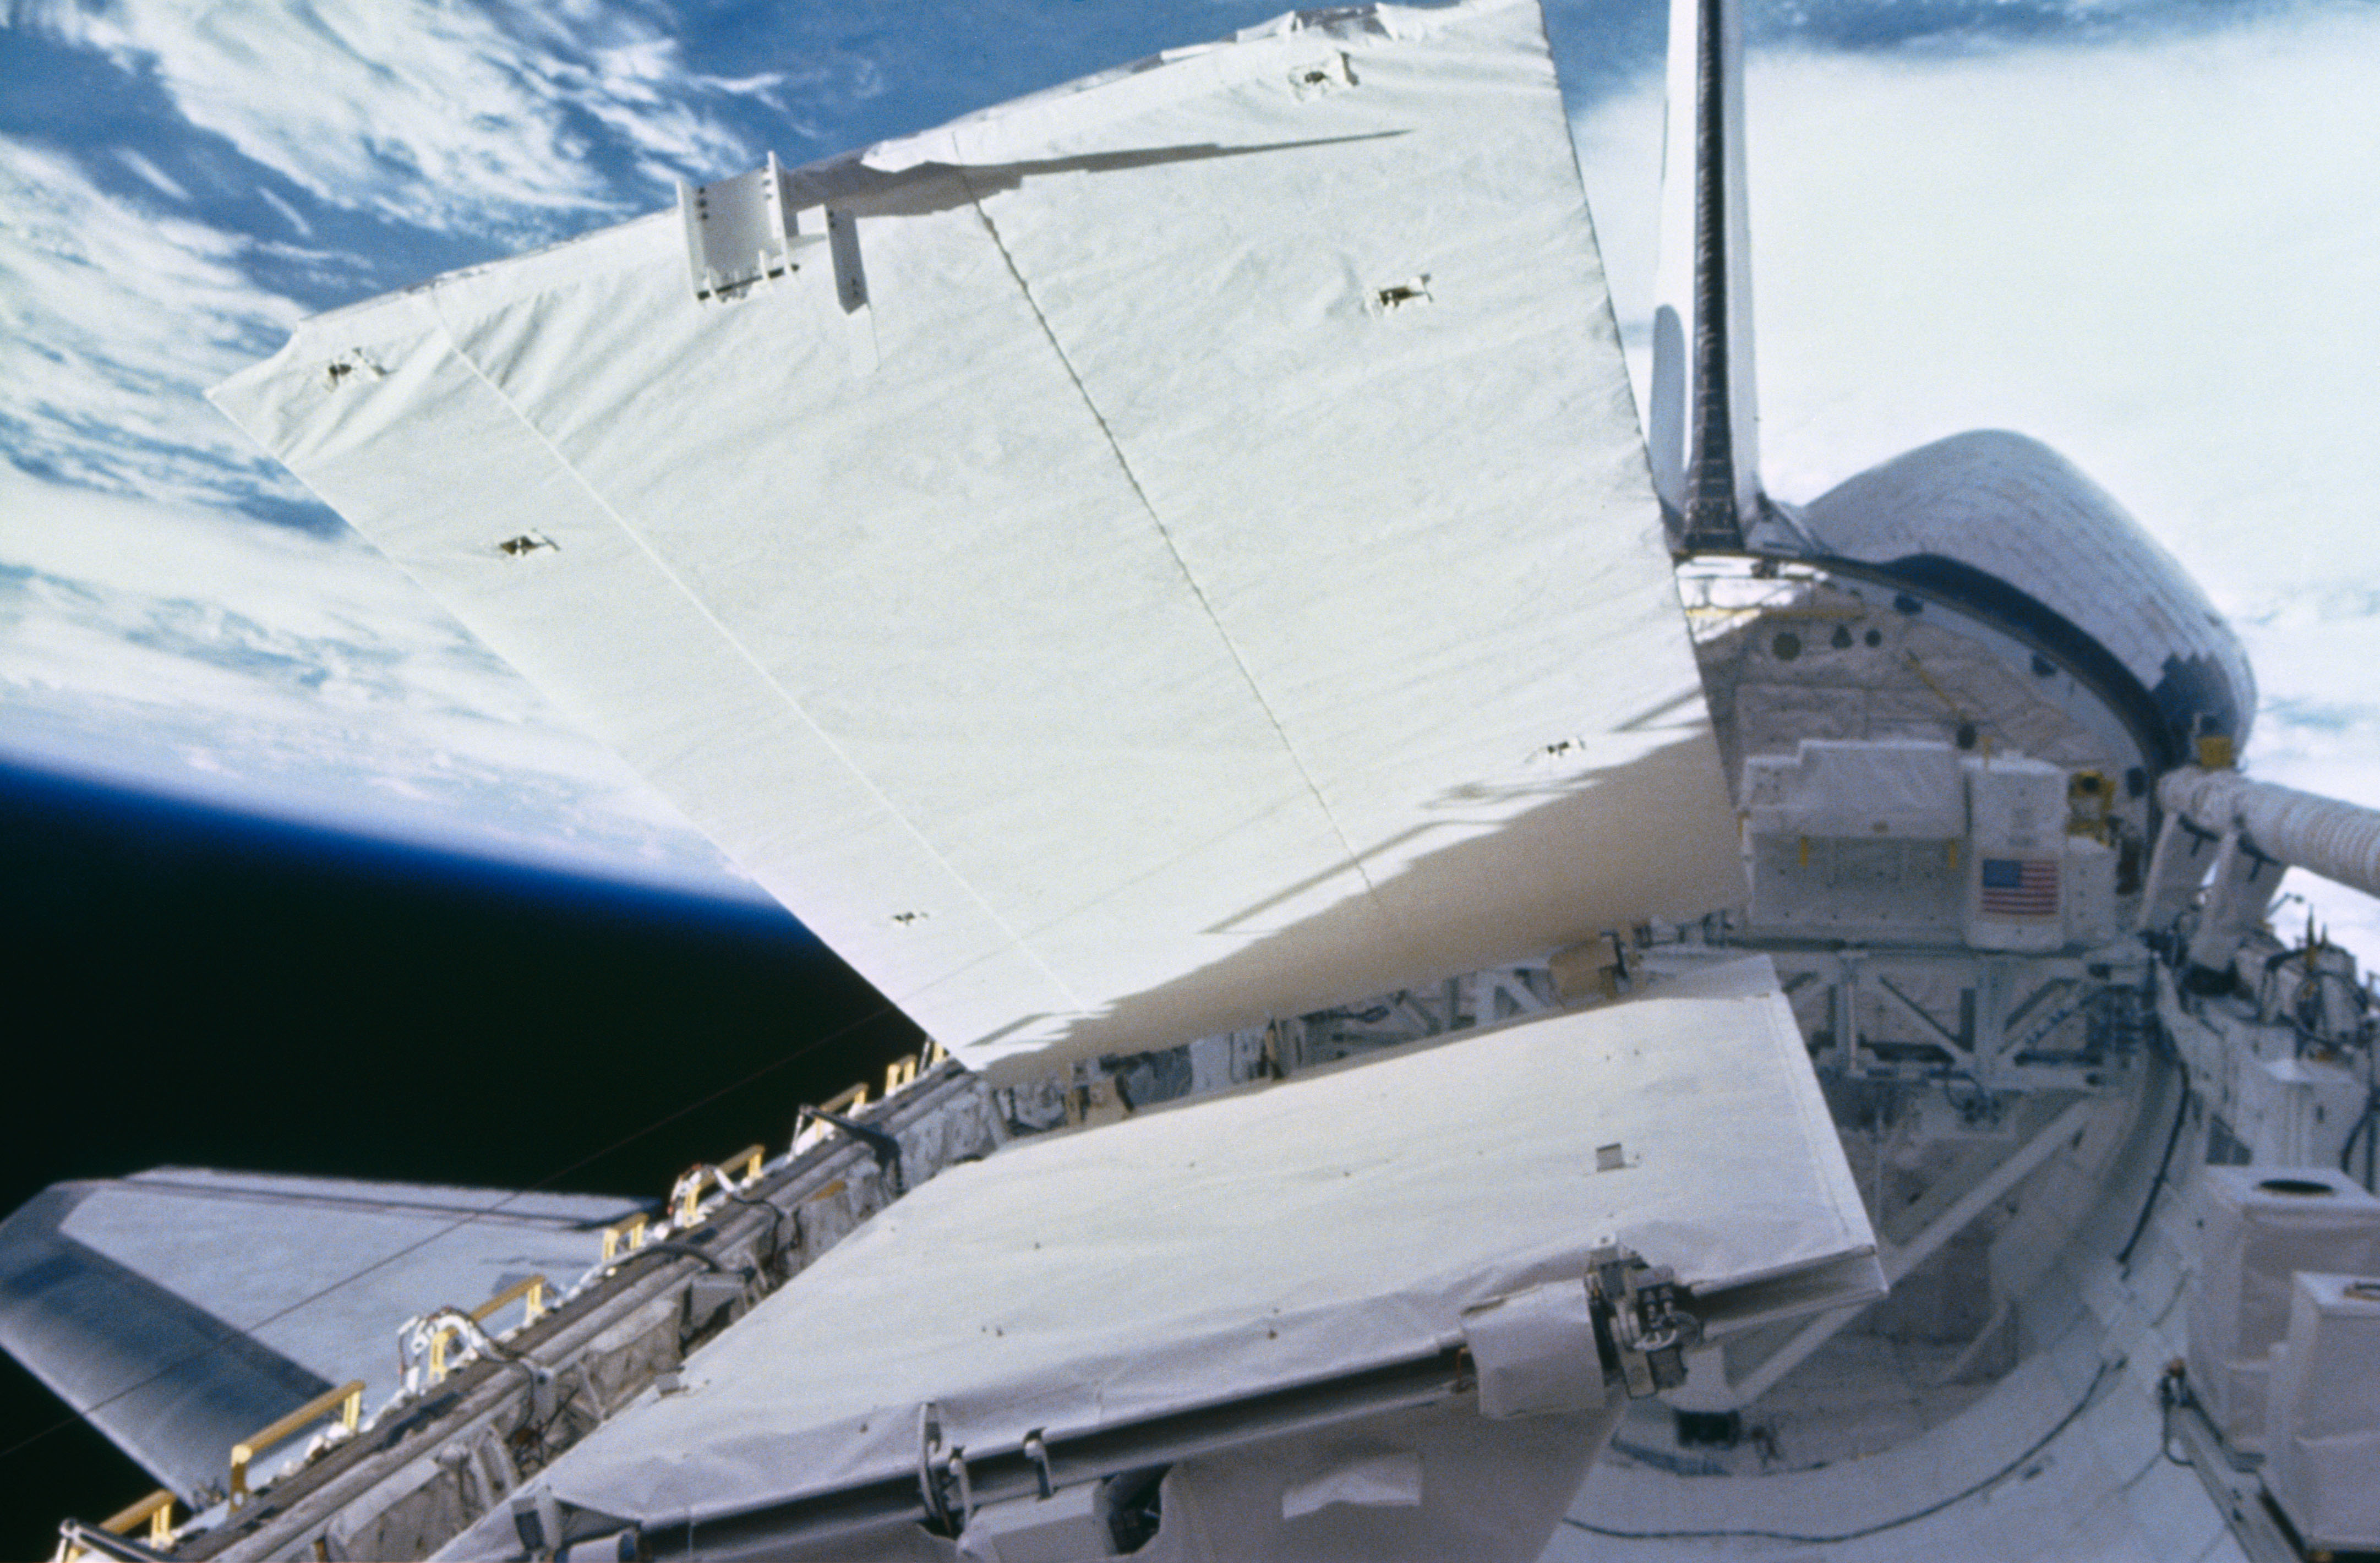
212,0,1745,1076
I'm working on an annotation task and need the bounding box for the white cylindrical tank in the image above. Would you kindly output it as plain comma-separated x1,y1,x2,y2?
2186,1167,2380,1452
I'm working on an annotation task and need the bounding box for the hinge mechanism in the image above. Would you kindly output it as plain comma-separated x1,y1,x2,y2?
1589,1244,1700,1398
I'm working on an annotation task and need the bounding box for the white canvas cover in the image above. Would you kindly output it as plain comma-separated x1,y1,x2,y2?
2264,1271,2380,1549
0,1171,638,1499
210,0,1740,1073
57,1170,634,1406
1740,739,1967,840
2185,1165,2380,1451
501,961,1877,1531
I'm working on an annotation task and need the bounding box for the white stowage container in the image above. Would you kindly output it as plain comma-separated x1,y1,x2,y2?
1963,756,2068,952
1739,741,1967,939
1742,740,1967,840
2060,835,2121,947
2263,1272,2380,1550
2187,1167,2380,1453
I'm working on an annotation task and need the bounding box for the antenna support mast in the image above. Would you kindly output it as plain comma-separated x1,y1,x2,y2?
1651,0,1783,555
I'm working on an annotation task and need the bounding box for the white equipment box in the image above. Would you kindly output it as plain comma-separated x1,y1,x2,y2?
2186,1167,2380,1452
2263,1271,2380,1552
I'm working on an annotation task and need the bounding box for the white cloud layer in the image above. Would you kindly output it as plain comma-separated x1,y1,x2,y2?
0,140,306,505
3,0,790,895
0,471,753,897
16,0,763,234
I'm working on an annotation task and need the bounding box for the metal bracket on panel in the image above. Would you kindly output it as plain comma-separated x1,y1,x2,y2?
826,208,867,313
1287,50,1357,98
680,152,823,302
796,1105,905,1194
1589,1244,1699,1399
917,1403,973,1535
509,1485,564,1560
1461,1245,1699,1417
506,1484,639,1563
1021,1429,1054,1500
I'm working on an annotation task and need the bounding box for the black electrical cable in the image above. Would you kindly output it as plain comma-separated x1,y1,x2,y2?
604,1239,746,1279
2341,1099,2378,1179
2117,1072,2193,1272
719,1185,799,1269
796,1105,905,1194
1562,1357,2117,1546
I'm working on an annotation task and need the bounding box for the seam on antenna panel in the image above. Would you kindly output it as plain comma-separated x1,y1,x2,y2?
959,181,1397,934
421,297,1085,1013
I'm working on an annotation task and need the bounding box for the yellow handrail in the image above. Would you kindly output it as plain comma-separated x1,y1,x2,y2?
229,1380,363,1501
674,1145,765,1224
469,1273,548,1327
424,1274,555,1382
601,1211,649,1262
100,1489,176,1546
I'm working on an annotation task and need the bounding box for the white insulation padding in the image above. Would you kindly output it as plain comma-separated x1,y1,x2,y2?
2264,1271,2380,1551
210,0,1740,1075
2185,1166,2380,1451
1740,740,1966,840
2160,766,2380,900
510,963,1877,1533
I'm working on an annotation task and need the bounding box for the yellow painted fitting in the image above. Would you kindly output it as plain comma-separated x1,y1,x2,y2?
229,1381,363,1501
1797,836,1810,868
470,1274,548,1330
2067,769,2115,838
601,1212,649,1263
818,1081,870,1117
884,1054,919,1095
101,1490,176,1546
675,1144,769,1226
1947,841,1960,872
2197,734,2236,770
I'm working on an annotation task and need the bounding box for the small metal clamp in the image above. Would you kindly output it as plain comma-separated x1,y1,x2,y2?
800,1105,905,1194
916,1403,971,1533
1022,1429,1054,1500
1586,1243,1701,1398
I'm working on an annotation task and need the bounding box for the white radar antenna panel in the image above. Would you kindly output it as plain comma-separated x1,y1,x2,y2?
211,0,1742,1073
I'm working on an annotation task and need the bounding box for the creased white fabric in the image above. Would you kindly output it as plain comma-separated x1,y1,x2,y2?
522,965,1875,1527
211,0,1740,1073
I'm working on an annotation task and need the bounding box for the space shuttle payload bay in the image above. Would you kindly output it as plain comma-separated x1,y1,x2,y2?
8,0,2380,1558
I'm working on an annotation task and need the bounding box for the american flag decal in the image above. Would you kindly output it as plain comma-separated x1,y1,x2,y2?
1980,856,2060,918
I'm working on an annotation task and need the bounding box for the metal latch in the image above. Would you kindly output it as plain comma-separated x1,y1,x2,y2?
1461,1244,1702,1418
1588,1243,1699,1398
917,1403,973,1534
